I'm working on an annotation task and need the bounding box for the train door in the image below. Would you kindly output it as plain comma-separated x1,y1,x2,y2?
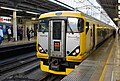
92,24,95,49
90,24,95,49
86,22,91,52
90,25,93,49
49,20,66,58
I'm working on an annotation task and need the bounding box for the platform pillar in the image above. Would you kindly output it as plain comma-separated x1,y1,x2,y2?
13,10,17,41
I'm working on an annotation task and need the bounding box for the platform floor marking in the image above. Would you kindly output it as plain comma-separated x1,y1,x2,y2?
99,40,115,81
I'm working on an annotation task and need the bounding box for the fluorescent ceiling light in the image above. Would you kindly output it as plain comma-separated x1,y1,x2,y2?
0,7,22,11
118,15,120,18
26,11,39,15
118,6,120,10
10,15,22,18
118,0,120,3
1,7,16,11
118,11,120,14
113,18,119,21
31,18,36,20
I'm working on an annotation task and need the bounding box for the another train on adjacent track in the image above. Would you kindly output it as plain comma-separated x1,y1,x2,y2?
36,11,115,75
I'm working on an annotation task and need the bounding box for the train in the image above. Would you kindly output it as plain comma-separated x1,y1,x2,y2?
36,11,115,75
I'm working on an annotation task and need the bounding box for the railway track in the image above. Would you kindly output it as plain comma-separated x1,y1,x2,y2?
0,52,39,75
0,52,35,66
40,74,65,81
0,42,36,60
0,52,41,81
0,42,45,81
3,73,37,81
0,44,64,81
2,63,40,81
2,72,65,81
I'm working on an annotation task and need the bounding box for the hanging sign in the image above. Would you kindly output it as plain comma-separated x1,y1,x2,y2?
0,16,11,23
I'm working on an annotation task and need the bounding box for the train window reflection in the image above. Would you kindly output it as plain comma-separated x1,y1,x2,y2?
78,18,84,33
67,18,79,33
53,22,61,40
39,18,49,32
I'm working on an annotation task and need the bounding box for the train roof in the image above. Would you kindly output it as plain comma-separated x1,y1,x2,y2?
39,11,115,29
39,11,83,19
82,12,114,29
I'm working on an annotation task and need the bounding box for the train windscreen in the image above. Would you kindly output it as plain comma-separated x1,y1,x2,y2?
39,18,49,32
53,22,61,40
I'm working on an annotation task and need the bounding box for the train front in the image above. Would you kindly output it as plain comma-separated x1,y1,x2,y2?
36,11,86,75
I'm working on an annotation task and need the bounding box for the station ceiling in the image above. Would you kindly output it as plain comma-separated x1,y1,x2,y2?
0,0,118,25
96,0,118,24
0,0,70,18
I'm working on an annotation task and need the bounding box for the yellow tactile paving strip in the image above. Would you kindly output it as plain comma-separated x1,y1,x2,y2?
99,39,115,81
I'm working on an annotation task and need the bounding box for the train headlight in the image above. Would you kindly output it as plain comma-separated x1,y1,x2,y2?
38,44,47,54
39,47,42,50
72,52,76,56
41,50,44,53
75,49,79,53
68,46,80,56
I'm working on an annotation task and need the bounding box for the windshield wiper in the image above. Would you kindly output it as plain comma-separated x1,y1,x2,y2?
67,22,74,34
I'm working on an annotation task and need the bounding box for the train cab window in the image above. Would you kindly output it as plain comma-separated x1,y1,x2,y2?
67,18,79,33
53,22,61,40
78,18,84,33
39,18,49,32
67,18,84,33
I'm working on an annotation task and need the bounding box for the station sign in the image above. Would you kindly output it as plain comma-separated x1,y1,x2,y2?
0,16,11,23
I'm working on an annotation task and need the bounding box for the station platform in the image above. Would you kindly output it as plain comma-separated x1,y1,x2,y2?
61,35,120,81
0,37,36,47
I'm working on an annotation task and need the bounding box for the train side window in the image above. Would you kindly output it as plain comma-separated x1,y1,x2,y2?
78,18,84,33
86,22,89,34
91,29,92,36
